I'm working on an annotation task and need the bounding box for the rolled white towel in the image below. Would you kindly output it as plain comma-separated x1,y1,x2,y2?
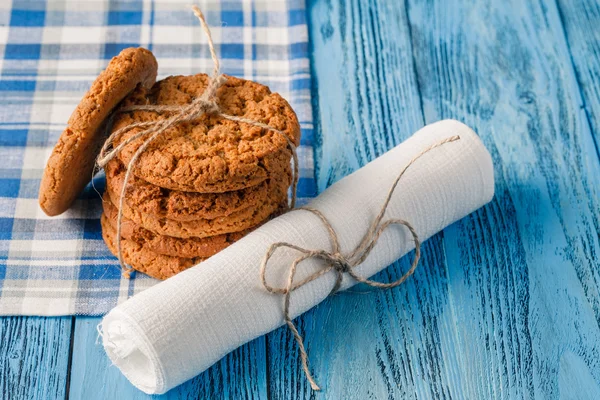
100,119,495,394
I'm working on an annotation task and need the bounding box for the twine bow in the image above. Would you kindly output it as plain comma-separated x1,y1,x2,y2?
96,6,298,277
260,135,460,391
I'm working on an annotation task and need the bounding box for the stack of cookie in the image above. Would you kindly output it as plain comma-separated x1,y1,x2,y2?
99,73,300,280
38,48,300,281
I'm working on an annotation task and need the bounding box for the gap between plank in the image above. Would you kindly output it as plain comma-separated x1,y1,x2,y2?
64,316,76,400
403,0,427,126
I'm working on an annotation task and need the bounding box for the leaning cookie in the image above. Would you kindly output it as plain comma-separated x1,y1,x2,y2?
105,158,291,221
105,179,289,239
111,74,300,193
39,47,158,216
101,213,203,280
102,195,252,258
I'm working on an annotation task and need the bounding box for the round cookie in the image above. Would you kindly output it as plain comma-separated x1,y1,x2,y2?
39,47,158,216
102,195,252,258
105,181,288,239
111,73,300,193
101,214,202,280
105,158,291,221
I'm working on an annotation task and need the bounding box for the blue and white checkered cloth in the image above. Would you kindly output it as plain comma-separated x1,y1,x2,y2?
0,0,315,316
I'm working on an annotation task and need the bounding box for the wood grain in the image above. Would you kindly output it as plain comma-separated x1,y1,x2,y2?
308,0,424,191
407,0,600,397
555,0,600,157
266,0,600,398
0,317,72,400
68,317,268,399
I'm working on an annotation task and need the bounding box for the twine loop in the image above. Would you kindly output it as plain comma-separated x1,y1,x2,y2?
260,134,461,391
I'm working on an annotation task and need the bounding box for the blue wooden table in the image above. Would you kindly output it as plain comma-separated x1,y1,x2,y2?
2,0,600,398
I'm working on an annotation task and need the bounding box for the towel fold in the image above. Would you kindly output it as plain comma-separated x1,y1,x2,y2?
101,119,495,394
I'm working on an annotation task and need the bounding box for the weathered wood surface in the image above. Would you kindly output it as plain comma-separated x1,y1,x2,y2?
2,0,600,398
267,0,600,399
406,0,600,393
556,0,600,155
0,317,72,400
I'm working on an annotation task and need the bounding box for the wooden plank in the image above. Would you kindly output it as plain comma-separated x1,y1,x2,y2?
0,317,72,400
68,317,268,399
555,0,600,156
267,0,451,398
406,0,600,398
307,0,425,191
267,0,600,399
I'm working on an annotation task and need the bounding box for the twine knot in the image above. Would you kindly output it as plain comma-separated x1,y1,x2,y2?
194,99,219,115
328,252,351,273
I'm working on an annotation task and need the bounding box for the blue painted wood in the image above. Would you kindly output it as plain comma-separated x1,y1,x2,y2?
266,0,600,399
0,317,72,400
556,0,600,157
406,0,600,388
68,317,268,399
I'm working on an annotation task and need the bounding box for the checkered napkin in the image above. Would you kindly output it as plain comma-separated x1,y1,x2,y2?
0,0,315,316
